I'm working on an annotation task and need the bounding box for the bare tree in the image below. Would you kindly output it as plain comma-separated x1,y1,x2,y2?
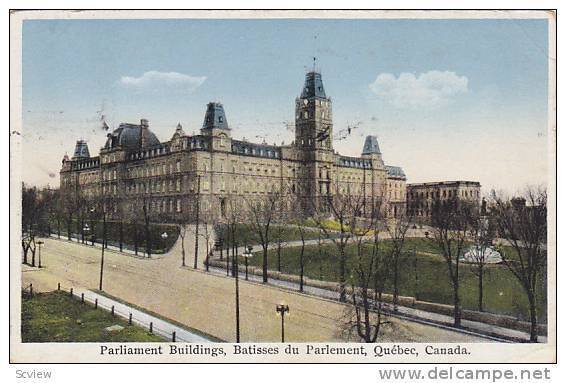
428,198,476,327
490,187,547,342
193,175,201,269
198,207,214,270
311,185,366,302
290,202,309,292
343,201,390,342
75,191,89,245
273,224,288,272
246,190,286,283
22,184,40,265
62,188,76,241
125,196,144,256
86,193,109,290
178,224,189,267
385,210,412,312
467,207,495,312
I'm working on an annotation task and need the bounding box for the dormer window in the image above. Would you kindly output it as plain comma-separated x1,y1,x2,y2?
218,116,223,123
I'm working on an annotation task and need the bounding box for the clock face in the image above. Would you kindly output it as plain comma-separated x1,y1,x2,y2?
303,99,308,105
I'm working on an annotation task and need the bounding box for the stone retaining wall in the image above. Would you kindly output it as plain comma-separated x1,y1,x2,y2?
208,258,547,336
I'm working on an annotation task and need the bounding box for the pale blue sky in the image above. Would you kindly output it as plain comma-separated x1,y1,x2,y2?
22,18,550,192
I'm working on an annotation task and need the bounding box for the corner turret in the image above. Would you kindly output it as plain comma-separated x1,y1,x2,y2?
72,140,90,160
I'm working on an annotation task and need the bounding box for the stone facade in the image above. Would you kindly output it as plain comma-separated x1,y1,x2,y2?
60,70,407,221
406,181,481,219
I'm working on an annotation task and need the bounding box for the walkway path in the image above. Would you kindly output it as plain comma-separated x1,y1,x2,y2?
205,262,544,343
72,287,212,343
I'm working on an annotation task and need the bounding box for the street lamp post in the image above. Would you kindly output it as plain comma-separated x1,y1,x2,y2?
276,304,289,342
242,245,253,281
83,223,94,246
161,231,168,243
37,240,44,268
91,206,107,291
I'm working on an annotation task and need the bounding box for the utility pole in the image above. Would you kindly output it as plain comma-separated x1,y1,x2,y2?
119,220,123,252
37,240,44,268
234,246,240,343
99,208,106,291
194,174,201,269
143,199,151,259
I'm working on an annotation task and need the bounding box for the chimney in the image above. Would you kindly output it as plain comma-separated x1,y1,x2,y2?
140,118,149,128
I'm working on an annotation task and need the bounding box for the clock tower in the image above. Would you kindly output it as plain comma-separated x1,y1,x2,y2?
295,69,334,207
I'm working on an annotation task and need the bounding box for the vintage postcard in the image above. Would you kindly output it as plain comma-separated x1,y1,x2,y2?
9,10,556,363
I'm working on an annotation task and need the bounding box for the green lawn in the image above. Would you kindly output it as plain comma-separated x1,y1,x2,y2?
243,238,547,322
49,220,179,254
21,291,163,342
215,223,330,247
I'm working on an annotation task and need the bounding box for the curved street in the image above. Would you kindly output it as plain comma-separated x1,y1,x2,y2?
21,228,491,343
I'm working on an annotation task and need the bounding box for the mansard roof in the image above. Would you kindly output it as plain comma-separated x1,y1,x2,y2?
385,165,407,180
104,120,160,151
231,139,280,158
72,140,90,159
362,135,381,155
202,102,229,131
301,71,327,99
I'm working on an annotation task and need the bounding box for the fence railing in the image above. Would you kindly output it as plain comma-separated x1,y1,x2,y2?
47,283,186,342
22,283,34,298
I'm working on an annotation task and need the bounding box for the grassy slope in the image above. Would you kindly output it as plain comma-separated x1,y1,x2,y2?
49,220,180,254
21,291,163,342
244,238,547,322
216,223,329,246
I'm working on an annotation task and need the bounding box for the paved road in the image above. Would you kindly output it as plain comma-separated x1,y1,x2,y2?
206,263,543,343
22,230,488,343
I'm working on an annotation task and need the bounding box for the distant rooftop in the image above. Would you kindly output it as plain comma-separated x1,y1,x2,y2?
104,119,160,151
362,135,381,155
385,165,406,180
407,181,481,188
72,140,90,159
202,102,229,131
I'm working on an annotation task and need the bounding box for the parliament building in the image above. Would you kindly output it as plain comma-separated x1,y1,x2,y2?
60,70,408,221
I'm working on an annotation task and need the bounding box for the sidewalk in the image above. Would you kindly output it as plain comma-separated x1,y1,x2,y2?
72,287,213,343
205,263,546,343
48,234,163,259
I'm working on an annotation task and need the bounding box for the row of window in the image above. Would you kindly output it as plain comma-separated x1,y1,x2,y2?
128,146,170,161
125,178,184,195
409,189,480,199
297,110,329,120
232,144,280,158
73,160,100,170
126,160,182,179
388,190,405,200
140,198,182,214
